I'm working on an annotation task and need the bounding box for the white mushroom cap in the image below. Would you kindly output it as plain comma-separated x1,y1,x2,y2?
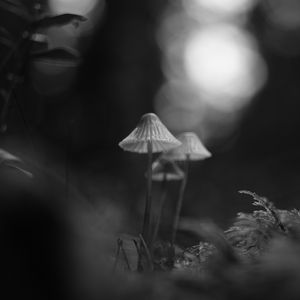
162,132,211,161
150,158,184,181
119,113,181,153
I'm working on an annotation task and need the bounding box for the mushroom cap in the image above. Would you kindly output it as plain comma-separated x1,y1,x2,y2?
150,158,184,181
118,113,181,153
162,132,211,161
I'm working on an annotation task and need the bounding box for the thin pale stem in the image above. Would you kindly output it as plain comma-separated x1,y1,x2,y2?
171,154,190,245
133,239,143,272
0,76,18,131
152,172,167,245
142,140,153,243
139,234,153,271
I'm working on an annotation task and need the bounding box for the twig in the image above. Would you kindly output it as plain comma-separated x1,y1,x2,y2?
139,234,153,271
133,239,143,272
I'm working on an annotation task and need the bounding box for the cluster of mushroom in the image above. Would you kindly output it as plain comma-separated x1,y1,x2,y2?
119,113,211,250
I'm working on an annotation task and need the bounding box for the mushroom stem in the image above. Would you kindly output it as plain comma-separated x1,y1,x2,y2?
152,172,167,245
142,140,153,243
171,154,190,245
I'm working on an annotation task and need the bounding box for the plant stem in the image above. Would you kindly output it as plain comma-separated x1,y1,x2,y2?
171,154,190,245
133,239,143,272
139,234,153,271
65,122,71,203
152,172,167,245
142,140,153,243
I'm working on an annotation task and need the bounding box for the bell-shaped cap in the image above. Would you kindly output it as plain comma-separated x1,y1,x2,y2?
150,158,184,181
162,132,211,161
119,113,181,153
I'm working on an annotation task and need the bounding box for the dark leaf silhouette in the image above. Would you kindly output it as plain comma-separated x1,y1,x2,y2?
33,14,87,29
0,0,31,21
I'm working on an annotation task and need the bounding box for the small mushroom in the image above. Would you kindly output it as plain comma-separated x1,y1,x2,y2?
163,132,211,245
119,113,181,243
150,157,184,244
151,157,184,181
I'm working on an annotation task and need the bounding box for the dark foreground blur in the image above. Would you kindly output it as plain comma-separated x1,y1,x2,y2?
1,164,300,300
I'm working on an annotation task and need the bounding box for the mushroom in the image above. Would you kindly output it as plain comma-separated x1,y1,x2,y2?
119,113,181,243
149,157,184,244
163,132,211,245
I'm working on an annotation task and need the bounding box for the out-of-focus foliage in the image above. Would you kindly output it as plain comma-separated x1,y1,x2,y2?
176,191,300,269
108,191,300,300
0,0,86,130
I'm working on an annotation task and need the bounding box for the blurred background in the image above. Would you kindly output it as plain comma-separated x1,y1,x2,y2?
1,0,300,245
2,0,300,298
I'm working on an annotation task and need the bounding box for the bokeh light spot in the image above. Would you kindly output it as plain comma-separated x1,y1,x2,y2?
184,0,257,16
184,25,267,109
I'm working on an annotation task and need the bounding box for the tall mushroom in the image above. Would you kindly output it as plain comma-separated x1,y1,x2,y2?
163,132,211,245
150,157,184,245
118,113,181,243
